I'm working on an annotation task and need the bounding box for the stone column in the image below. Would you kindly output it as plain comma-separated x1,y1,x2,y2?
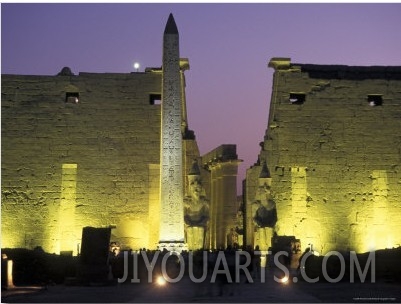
209,165,219,249
215,164,225,249
202,145,242,250
207,161,241,249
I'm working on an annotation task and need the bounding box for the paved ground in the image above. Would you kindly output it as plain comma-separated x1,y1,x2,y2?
2,273,400,303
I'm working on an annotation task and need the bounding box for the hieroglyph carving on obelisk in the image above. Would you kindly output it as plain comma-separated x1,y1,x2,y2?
159,14,185,247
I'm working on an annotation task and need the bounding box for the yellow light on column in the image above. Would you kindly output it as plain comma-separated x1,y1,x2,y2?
57,163,78,255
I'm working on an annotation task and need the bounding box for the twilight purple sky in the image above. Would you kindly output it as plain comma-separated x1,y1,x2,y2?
2,3,401,193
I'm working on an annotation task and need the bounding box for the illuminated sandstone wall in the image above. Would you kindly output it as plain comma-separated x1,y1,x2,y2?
246,58,401,254
1,70,198,253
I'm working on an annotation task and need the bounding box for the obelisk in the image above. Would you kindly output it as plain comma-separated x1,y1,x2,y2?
159,14,186,251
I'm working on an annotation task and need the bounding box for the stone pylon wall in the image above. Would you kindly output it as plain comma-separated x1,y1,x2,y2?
1,71,198,253
246,59,401,254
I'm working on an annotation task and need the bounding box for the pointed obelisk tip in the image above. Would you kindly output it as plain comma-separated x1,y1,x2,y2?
164,13,178,34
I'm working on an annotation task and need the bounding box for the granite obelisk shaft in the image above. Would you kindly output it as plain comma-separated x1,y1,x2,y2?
159,14,185,247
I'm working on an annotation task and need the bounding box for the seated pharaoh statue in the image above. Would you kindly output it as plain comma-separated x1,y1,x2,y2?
252,171,277,228
184,161,209,227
